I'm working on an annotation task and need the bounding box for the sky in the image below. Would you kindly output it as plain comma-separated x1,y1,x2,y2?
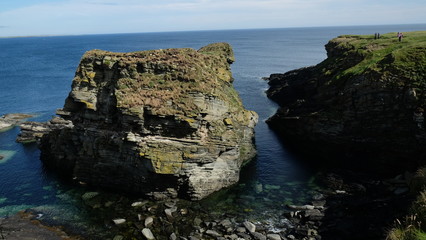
0,0,425,37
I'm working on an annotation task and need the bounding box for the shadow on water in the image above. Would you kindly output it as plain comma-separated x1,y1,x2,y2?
198,121,322,223
265,119,421,240
262,123,417,240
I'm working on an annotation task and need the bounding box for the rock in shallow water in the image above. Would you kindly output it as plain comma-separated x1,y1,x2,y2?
17,116,73,143
39,43,258,200
0,113,34,132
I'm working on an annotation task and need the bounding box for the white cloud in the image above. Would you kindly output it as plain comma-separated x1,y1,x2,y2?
0,0,424,37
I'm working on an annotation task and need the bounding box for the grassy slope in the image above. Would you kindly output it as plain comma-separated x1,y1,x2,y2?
319,31,426,92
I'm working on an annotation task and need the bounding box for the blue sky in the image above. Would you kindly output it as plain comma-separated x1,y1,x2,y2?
0,0,425,37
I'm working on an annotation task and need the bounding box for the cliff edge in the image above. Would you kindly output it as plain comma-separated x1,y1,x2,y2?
267,31,426,172
41,43,258,200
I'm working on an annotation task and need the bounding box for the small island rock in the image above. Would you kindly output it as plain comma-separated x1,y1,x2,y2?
40,43,258,200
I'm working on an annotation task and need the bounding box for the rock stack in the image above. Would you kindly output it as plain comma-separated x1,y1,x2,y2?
40,43,258,200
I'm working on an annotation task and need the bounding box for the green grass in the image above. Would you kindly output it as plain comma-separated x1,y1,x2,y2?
387,174,426,240
417,231,426,240
387,228,426,240
321,31,426,87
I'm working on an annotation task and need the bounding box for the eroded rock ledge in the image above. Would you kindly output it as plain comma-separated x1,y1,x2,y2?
40,43,258,200
0,113,34,132
267,32,426,172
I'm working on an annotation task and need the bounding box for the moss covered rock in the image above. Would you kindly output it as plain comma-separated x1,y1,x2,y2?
41,43,258,200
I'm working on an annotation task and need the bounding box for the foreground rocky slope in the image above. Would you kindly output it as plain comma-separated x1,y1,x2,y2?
40,43,257,200
267,31,426,171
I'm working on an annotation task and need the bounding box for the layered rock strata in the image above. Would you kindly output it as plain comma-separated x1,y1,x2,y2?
17,116,73,143
267,32,426,171
0,113,34,132
40,43,258,200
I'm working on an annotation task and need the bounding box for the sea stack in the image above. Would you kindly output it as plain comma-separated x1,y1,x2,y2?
267,32,426,172
40,43,258,200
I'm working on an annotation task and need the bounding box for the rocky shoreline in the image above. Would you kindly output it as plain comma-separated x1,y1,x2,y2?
33,186,326,240
0,211,80,240
8,167,413,240
0,166,415,240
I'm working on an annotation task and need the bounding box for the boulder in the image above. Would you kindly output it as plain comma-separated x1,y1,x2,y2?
243,221,256,233
205,230,222,237
144,216,154,228
142,228,155,240
112,219,126,225
267,234,282,240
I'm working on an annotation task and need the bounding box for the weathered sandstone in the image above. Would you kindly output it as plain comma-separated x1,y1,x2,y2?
40,43,258,200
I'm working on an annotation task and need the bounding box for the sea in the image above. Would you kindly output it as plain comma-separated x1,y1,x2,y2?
1,24,425,237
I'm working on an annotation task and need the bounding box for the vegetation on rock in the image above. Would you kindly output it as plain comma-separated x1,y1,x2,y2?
41,43,258,200
267,31,426,239
267,31,426,170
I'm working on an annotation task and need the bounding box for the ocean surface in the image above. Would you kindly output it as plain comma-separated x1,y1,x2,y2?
1,24,425,237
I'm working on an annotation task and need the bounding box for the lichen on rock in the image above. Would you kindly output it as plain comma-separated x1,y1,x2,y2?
40,43,258,200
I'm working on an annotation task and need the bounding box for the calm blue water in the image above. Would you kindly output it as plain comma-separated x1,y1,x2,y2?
1,24,425,235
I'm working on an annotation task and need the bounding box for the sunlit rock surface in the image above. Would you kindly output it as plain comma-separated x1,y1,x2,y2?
40,43,258,200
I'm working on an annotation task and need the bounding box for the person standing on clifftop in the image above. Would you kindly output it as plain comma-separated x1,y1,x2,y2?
398,32,403,42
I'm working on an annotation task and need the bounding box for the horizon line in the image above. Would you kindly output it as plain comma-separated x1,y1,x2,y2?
1,23,425,39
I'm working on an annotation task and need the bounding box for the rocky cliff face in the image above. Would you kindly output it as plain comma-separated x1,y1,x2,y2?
41,43,258,200
267,32,426,172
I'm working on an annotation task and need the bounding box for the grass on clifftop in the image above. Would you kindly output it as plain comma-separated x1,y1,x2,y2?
322,31,426,86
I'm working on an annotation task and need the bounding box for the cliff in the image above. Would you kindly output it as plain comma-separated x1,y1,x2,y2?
40,43,258,200
267,31,426,171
